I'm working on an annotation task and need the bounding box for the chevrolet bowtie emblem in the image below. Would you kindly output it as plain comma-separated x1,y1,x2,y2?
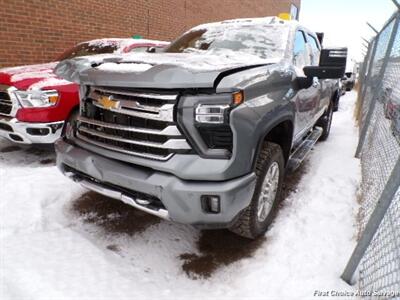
98,96,120,110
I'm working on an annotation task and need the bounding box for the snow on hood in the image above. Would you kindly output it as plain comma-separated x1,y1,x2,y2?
96,62,154,73
55,51,281,90
0,62,59,83
114,51,279,71
0,62,58,76
27,77,73,91
56,51,280,85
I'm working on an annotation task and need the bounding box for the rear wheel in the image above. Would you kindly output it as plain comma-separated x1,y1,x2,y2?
229,141,284,239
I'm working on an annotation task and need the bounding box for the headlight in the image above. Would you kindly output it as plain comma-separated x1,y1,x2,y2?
195,104,230,124
194,91,244,124
14,90,59,108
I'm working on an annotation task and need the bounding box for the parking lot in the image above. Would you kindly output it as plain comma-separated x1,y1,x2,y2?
0,92,360,300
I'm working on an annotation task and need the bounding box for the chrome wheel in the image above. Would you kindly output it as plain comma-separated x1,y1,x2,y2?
257,162,280,222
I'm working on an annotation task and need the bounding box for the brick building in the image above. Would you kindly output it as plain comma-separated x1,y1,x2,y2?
0,0,300,68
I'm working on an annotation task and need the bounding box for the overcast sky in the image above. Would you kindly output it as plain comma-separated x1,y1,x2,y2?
299,0,398,66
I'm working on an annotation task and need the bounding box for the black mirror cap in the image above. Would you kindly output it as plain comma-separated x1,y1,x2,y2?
304,66,346,79
320,47,348,68
303,47,347,79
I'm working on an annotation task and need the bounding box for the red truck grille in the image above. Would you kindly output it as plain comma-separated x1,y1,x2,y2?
0,91,12,116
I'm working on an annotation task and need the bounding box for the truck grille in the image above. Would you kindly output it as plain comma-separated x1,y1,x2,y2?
77,86,191,161
0,89,12,116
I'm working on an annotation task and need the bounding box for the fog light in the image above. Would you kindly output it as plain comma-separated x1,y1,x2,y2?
26,128,50,136
201,195,221,214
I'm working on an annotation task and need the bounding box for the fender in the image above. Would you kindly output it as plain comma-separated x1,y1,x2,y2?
251,105,295,171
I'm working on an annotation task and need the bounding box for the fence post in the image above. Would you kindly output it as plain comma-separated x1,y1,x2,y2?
355,13,400,158
367,22,379,34
341,158,400,284
392,0,400,9
357,36,378,121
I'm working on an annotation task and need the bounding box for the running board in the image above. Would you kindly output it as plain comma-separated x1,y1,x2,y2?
287,127,323,172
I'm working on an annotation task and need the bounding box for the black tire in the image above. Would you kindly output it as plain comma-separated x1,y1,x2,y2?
62,109,79,140
316,101,333,141
332,91,340,112
332,98,339,112
229,141,285,239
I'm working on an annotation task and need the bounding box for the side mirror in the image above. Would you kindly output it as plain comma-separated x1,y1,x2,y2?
147,47,156,53
303,48,347,79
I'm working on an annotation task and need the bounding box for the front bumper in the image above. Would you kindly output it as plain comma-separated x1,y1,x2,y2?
56,139,256,228
0,115,64,144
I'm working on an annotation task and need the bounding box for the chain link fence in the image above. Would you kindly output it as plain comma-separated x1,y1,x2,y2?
342,5,400,299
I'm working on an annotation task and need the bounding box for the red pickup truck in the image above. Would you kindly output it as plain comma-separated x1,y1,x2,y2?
0,38,168,144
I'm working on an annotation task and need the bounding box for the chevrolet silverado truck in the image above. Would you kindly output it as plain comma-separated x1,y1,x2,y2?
0,38,168,145
55,17,346,239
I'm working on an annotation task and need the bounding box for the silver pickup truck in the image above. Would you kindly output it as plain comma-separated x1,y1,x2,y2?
55,17,346,239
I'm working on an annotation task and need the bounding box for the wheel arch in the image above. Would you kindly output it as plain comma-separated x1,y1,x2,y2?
252,115,294,170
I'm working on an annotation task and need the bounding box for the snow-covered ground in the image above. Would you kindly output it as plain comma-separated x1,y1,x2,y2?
0,92,360,300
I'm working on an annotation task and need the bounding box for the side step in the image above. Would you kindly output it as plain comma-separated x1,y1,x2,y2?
287,127,323,172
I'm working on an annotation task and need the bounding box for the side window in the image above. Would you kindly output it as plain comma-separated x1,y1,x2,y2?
293,30,309,68
307,34,321,66
307,34,320,52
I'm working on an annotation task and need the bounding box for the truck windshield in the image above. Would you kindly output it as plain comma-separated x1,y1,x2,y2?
165,22,289,60
57,41,120,61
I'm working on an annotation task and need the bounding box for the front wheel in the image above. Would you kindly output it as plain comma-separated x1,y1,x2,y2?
229,141,284,239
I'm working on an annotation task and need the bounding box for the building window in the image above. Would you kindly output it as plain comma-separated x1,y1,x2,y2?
290,4,299,20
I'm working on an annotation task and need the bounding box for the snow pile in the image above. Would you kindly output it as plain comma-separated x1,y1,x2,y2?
0,92,360,300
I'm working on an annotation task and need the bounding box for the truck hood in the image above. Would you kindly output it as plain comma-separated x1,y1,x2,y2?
0,62,72,90
55,52,280,89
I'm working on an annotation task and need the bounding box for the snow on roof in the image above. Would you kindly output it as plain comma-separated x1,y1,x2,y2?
85,38,168,48
190,16,297,32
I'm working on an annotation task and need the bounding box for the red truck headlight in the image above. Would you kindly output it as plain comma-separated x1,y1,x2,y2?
14,90,59,108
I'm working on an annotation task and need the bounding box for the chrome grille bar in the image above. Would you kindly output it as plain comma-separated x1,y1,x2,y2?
77,87,191,161
93,87,178,101
91,101,174,122
78,116,181,136
76,133,174,161
78,127,190,150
